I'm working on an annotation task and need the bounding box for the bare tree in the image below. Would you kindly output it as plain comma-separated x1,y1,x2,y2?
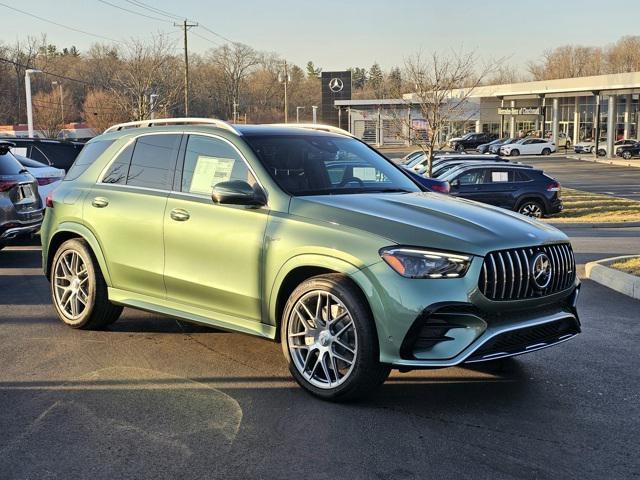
82,89,128,133
395,50,501,177
107,35,182,121
32,91,64,138
209,43,260,119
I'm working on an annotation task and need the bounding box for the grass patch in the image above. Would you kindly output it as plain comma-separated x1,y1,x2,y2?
546,188,640,223
610,257,640,276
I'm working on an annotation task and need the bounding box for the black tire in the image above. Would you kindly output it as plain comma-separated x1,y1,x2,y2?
597,148,606,157
541,148,551,156
517,199,545,218
281,273,390,401
509,149,520,157
456,144,465,152
622,151,632,160
50,238,123,329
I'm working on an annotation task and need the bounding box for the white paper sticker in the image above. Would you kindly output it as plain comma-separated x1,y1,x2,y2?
13,147,27,157
353,167,378,181
189,156,235,194
491,171,509,182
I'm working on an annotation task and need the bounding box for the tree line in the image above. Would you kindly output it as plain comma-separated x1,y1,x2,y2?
0,34,638,137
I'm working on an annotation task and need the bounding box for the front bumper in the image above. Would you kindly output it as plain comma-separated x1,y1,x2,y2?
351,257,580,369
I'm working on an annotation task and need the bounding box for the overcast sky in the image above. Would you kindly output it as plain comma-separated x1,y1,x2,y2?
2,0,639,72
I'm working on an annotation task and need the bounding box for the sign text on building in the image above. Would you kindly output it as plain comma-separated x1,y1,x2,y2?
497,107,541,116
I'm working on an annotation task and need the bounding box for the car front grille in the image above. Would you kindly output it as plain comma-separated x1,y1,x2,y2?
479,244,576,301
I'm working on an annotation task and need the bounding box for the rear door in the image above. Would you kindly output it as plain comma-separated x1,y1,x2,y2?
480,168,517,208
84,133,182,299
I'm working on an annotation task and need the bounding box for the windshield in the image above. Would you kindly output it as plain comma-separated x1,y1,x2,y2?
244,134,420,196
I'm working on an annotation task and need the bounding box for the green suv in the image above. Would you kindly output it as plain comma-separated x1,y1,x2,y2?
41,119,581,400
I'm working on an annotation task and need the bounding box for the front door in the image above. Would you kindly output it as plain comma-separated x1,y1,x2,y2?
84,133,182,299
163,134,269,323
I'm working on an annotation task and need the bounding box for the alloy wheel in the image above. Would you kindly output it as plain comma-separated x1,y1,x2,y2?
53,250,90,321
519,203,543,218
287,290,358,389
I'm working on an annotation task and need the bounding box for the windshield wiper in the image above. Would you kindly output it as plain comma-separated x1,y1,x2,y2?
363,188,413,194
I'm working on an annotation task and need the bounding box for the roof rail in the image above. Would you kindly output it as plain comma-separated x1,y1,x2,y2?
268,123,355,137
104,118,241,135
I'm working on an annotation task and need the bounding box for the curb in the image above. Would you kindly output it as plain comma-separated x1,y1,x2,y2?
566,154,640,168
585,255,640,300
546,221,640,229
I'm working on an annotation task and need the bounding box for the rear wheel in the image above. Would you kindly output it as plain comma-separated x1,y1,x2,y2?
509,149,520,157
517,200,544,218
51,238,122,329
622,151,632,160
541,148,551,156
281,274,390,401
456,144,465,152
597,148,606,157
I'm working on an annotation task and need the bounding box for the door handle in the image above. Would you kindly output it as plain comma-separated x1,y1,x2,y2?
91,197,109,208
170,208,190,222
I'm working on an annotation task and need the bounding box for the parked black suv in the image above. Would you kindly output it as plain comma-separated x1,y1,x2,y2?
439,163,563,218
0,142,43,250
450,133,498,152
616,142,640,160
0,137,85,171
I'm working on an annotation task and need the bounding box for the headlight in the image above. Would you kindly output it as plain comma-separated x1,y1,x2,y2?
379,247,472,278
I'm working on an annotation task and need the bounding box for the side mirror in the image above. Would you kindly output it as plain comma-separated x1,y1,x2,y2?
450,179,460,189
212,180,266,206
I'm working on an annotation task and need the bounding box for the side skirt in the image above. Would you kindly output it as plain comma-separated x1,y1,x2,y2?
108,287,276,340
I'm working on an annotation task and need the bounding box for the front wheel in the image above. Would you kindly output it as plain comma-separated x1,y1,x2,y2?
456,144,465,152
281,274,390,401
541,148,551,156
622,151,632,160
51,238,123,329
518,200,544,218
597,149,606,157
509,149,520,157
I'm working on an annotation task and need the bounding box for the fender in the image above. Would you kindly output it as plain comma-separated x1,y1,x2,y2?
46,222,113,286
267,253,363,328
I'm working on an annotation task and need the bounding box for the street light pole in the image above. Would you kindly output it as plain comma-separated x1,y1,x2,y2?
25,69,42,138
52,81,64,127
296,106,304,123
312,105,318,124
149,93,159,119
279,61,290,123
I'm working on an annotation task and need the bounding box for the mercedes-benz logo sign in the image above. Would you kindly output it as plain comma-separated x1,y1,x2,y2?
531,252,552,289
328,77,344,93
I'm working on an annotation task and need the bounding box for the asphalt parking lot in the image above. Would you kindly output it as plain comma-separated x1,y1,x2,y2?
1,226,639,479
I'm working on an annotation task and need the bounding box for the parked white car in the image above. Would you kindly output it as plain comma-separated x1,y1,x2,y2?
574,141,596,153
14,154,65,204
500,138,556,156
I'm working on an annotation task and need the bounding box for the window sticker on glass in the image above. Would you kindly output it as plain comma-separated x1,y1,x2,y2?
189,156,235,194
491,171,509,182
13,147,28,157
353,167,378,181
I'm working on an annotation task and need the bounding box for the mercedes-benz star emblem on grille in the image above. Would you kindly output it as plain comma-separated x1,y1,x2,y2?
328,77,344,93
531,252,552,289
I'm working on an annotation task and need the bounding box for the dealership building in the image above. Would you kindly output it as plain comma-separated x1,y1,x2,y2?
331,71,640,156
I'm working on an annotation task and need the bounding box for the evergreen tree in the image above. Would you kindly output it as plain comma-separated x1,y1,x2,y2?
306,61,321,78
350,67,367,89
368,62,384,96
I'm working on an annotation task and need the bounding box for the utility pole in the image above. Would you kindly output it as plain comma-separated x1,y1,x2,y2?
25,69,42,138
174,19,198,117
52,81,64,127
278,61,290,123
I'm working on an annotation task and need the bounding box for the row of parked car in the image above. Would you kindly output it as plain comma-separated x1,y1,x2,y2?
573,138,640,158
399,150,563,218
448,133,558,157
0,138,80,250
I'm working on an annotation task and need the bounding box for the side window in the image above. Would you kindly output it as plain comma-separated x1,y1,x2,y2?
181,135,256,196
29,146,51,165
64,140,115,181
126,134,181,190
457,169,486,185
487,169,514,183
102,142,134,184
515,170,531,182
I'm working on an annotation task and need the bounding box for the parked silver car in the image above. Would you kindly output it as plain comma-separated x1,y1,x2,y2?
0,142,43,250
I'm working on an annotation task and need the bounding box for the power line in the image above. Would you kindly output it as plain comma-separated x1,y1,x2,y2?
0,2,123,44
0,57,97,86
96,0,170,22
199,25,234,45
191,31,222,47
125,0,186,21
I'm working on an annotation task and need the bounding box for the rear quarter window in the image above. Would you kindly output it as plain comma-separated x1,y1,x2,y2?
0,152,24,175
64,140,115,181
